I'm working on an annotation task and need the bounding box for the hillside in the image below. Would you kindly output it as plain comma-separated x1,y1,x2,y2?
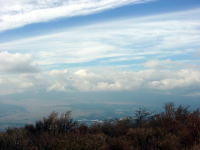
0,103,200,150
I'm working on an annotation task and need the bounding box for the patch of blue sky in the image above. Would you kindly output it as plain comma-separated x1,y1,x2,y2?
39,56,145,70
169,54,200,62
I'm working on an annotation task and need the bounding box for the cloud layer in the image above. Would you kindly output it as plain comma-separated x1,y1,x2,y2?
0,51,38,73
1,9,200,69
0,0,152,31
0,66,200,96
0,8,200,97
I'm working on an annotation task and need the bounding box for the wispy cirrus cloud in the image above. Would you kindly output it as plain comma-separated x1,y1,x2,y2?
0,0,154,31
1,9,200,68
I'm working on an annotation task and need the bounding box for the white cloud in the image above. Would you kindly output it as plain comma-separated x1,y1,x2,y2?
148,69,200,90
0,0,154,31
0,8,200,95
0,51,39,73
1,8,200,67
144,59,184,69
0,75,34,95
45,68,200,92
0,66,200,95
75,69,96,78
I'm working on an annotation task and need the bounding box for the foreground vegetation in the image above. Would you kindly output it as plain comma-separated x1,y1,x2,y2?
0,103,200,150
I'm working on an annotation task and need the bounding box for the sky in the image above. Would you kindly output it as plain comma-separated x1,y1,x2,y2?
0,0,200,127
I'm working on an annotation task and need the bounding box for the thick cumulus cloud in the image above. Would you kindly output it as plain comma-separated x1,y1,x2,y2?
1,65,199,95
0,51,38,73
0,0,153,31
46,68,200,92
0,75,33,95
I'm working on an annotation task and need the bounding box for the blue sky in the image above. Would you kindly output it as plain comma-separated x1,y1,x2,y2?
0,0,200,126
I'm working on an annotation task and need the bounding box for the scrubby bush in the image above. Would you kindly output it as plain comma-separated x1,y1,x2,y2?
0,103,200,150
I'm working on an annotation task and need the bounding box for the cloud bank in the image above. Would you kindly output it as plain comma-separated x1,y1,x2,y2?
0,8,200,97
0,66,200,96
0,51,38,73
0,0,153,31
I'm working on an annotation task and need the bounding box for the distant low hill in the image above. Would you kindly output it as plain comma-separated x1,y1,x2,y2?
0,103,27,116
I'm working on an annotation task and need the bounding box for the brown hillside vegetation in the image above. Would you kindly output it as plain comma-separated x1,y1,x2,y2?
0,103,200,150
